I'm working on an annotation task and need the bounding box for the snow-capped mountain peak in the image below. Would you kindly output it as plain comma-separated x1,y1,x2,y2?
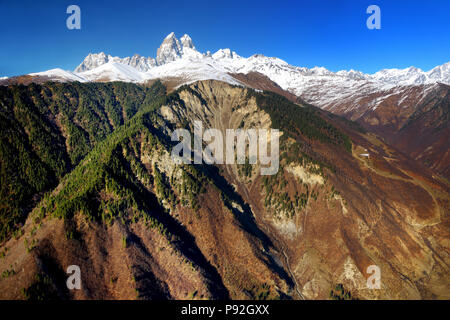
156,32,203,64
75,51,156,73
212,48,240,60
75,52,115,72
180,34,195,49
156,32,183,65
79,62,145,82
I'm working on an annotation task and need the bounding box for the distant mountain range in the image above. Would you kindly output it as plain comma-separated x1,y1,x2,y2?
4,32,449,113
69,32,450,88
4,32,449,90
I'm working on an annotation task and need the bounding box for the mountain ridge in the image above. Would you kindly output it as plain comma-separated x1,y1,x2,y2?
3,32,446,89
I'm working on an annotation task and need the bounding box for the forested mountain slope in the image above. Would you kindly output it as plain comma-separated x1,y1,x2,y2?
0,81,166,242
0,80,448,300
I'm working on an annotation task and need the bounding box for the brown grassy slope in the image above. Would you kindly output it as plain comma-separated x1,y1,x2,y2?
160,80,450,299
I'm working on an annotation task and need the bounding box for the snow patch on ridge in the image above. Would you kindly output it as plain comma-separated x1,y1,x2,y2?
30,68,87,82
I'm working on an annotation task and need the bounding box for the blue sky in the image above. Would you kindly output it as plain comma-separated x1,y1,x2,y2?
0,0,449,77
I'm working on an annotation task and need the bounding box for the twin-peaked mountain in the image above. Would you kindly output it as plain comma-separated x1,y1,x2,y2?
73,33,200,73
74,32,236,73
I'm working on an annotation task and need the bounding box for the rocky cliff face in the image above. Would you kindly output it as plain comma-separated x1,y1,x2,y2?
158,80,450,299
0,80,448,300
156,32,183,65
